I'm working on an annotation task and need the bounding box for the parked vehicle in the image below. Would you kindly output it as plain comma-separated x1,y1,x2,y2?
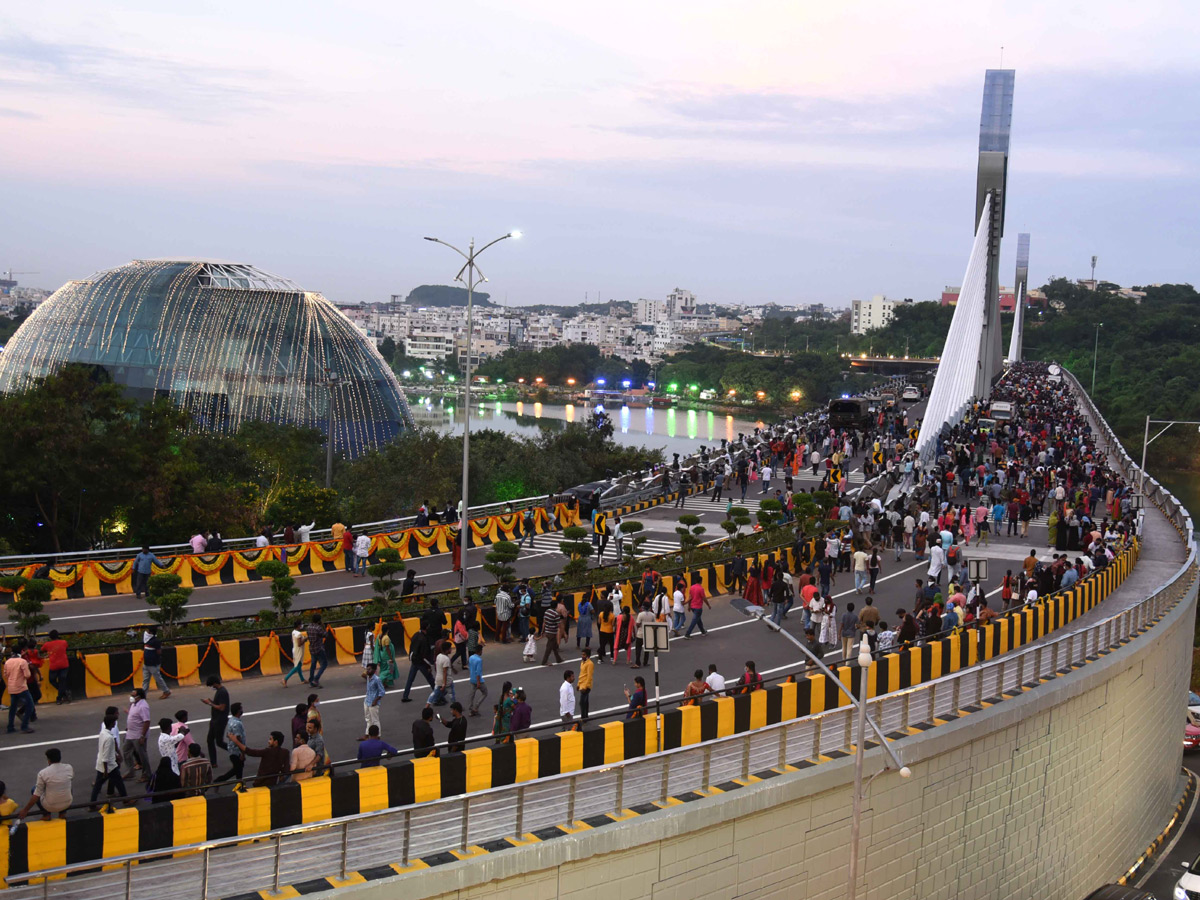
1175,855,1200,898
990,400,1015,421
1184,721,1200,752
901,385,921,402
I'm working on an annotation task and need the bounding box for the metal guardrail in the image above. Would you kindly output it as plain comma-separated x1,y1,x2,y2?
8,542,1194,900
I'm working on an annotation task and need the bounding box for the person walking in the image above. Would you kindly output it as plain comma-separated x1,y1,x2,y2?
90,709,127,806
428,640,456,706
559,670,576,724
540,600,564,665
400,627,435,702
217,703,247,785
122,688,151,781
4,646,36,734
362,663,385,736
201,675,230,768
132,545,167,600
141,626,171,699
868,547,882,593
306,614,329,688
281,619,308,686
576,594,594,650
839,603,858,660
711,470,724,502
495,584,514,644
467,644,487,717
683,580,711,638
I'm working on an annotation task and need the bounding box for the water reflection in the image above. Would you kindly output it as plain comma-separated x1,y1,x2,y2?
409,398,768,457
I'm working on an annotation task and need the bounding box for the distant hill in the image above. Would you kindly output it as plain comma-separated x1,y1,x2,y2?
405,284,493,307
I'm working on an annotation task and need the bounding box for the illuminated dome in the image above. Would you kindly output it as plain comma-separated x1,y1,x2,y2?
0,259,412,456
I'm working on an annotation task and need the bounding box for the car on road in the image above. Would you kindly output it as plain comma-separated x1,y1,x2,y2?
901,385,921,402
1185,721,1200,752
1187,691,1200,725
1175,856,1200,899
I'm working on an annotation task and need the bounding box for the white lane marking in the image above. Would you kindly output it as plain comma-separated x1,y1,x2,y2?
1,558,939,754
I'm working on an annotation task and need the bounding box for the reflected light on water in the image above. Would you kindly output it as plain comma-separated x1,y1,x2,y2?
619,405,631,433
565,404,575,423
533,402,543,417
666,408,677,438
686,409,697,440
515,402,523,416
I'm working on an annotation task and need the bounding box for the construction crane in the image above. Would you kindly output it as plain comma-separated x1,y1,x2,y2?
2,270,38,281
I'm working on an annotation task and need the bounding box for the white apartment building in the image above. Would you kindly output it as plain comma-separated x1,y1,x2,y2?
850,295,897,335
666,288,696,317
405,332,455,364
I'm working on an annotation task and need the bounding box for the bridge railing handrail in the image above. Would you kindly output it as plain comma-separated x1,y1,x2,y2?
6,527,1193,899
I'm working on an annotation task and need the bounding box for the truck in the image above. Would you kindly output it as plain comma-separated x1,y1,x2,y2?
990,401,1015,421
828,397,872,429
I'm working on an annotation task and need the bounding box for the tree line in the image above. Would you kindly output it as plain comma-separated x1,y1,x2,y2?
0,365,661,555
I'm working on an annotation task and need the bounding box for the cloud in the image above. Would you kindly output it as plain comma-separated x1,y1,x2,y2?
0,106,38,119
0,34,282,121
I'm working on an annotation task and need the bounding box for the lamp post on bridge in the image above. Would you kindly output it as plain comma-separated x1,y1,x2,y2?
759,617,911,900
423,230,522,599
1091,322,1103,397
1139,416,1200,499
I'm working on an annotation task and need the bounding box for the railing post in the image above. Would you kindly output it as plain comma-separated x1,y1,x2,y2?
271,834,282,895
741,733,751,780
339,821,349,881
567,776,577,824
927,681,936,720
702,744,712,787
125,860,133,900
461,797,470,853
402,810,412,866
201,847,210,900
615,768,624,814
779,725,788,769
951,674,961,713
901,693,910,730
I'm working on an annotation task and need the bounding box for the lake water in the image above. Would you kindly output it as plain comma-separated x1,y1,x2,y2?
1160,469,1200,521
408,396,769,458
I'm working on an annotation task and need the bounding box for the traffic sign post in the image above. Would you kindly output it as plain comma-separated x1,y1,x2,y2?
641,622,670,752
967,558,988,608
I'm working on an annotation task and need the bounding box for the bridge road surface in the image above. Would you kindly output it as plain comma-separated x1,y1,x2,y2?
36,395,930,634
0,525,1055,805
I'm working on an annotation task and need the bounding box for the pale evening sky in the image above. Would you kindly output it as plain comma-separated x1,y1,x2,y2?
0,2,1196,307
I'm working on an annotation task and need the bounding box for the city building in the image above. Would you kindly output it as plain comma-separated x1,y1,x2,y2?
942,284,1017,311
850,295,904,334
404,332,456,363
0,259,413,456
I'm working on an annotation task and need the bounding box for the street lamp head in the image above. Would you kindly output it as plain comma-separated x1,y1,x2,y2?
899,766,912,779
509,230,522,239
857,636,872,668
423,236,438,242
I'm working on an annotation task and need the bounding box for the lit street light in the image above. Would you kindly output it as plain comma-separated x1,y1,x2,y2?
423,230,521,598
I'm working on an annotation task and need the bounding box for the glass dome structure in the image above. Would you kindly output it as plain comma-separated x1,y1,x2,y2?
0,259,413,456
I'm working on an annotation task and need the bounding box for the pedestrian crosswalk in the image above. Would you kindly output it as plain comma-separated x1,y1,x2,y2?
518,533,685,560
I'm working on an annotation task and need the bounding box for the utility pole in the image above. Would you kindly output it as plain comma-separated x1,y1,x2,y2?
1090,255,1098,289
1091,322,1103,396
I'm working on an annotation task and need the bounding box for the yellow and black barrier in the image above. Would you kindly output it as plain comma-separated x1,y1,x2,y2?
2,541,1139,883
1,484,730,601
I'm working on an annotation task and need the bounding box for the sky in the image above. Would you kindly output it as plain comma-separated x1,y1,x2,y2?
1,1,1197,307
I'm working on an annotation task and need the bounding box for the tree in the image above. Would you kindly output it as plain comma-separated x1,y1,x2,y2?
257,559,301,619
365,548,406,613
483,540,520,584
378,336,398,364
3,575,52,639
145,573,192,636
724,506,752,538
675,513,706,561
619,519,648,566
264,480,341,531
559,525,593,582
756,499,784,532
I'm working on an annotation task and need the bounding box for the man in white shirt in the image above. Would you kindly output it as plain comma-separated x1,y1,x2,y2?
704,664,727,696
928,543,946,587
90,709,126,804
559,670,576,723
760,464,773,493
671,587,686,635
353,532,371,577
297,521,315,544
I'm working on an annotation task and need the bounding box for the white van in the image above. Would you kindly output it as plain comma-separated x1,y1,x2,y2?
990,401,1015,421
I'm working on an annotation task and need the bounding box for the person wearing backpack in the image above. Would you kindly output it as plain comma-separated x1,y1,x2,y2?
400,629,435,703
519,508,536,549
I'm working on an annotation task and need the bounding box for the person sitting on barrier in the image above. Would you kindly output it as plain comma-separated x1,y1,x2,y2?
624,677,647,718
412,707,436,758
180,743,212,796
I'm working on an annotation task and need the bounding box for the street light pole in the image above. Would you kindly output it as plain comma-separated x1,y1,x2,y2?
1091,322,1103,396
424,231,521,599
759,619,910,900
1139,416,1200,497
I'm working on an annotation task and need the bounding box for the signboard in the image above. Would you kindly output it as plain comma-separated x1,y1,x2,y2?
641,622,670,653
967,558,989,583
1131,494,1144,510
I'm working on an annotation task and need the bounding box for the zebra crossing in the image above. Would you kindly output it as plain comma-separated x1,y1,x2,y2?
517,532,685,560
